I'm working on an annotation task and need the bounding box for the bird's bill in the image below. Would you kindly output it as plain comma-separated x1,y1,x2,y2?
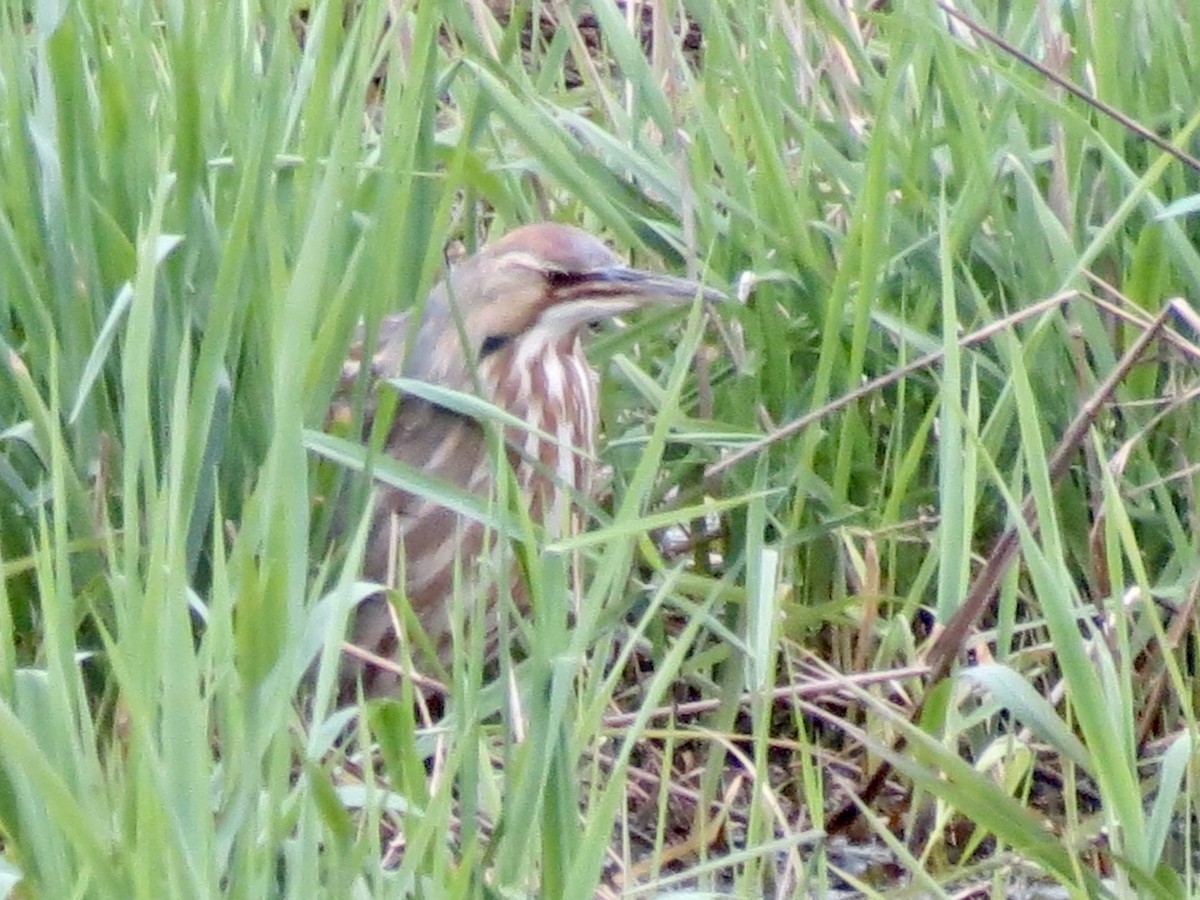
596,266,725,304
543,266,725,328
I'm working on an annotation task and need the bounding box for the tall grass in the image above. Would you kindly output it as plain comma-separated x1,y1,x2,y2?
0,0,1198,895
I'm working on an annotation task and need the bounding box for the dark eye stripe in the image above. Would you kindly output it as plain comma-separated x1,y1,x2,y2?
480,334,512,358
546,270,593,289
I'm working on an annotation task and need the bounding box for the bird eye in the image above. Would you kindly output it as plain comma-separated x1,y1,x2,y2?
480,334,512,358
545,269,590,289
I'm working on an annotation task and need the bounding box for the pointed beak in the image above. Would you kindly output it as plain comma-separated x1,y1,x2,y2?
544,266,725,327
593,266,726,304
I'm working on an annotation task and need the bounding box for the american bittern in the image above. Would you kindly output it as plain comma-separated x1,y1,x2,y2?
339,223,719,694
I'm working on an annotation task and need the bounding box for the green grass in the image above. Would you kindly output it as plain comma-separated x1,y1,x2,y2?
2,0,1199,896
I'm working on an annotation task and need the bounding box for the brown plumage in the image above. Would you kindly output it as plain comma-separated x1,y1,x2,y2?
337,223,719,694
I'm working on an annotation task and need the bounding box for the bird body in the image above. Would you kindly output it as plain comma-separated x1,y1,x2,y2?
338,223,718,693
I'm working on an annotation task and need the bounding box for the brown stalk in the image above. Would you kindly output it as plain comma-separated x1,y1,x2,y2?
600,663,930,729
934,1,1200,174
828,300,1180,834
700,290,1076,494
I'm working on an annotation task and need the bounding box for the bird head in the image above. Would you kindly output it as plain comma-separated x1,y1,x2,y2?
403,223,723,387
